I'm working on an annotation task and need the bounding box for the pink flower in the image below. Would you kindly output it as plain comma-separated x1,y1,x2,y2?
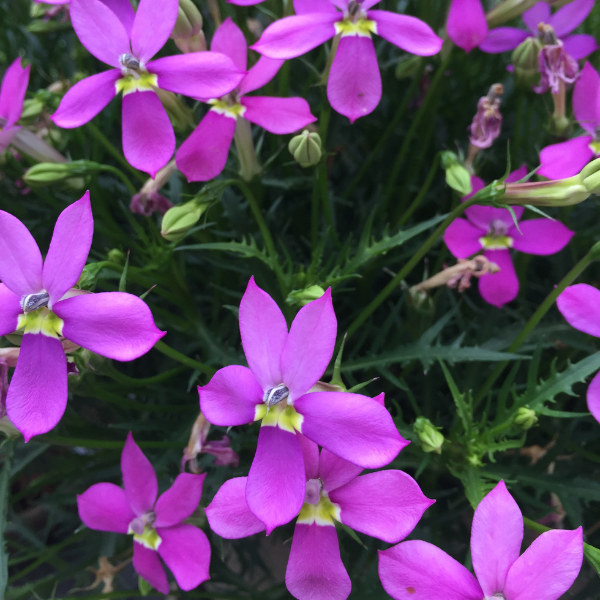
557,284,600,425
177,18,316,182
379,481,583,600
481,0,598,59
0,58,30,154
199,277,407,532
78,432,210,594
0,192,165,440
469,83,503,150
533,40,579,94
443,169,574,307
250,0,442,123
446,0,488,53
206,434,432,600
539,61,600,179
51,0,245,177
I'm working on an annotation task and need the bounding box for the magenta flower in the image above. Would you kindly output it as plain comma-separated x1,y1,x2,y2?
379,481,583,600
199,277,407,532
481,0,598,58
176,18,316,182
446,0,488,53
78,432,210,594
0,58,30,154
250,0,442,123
0,192,165,440
443,169,574,308
539,61,600,179
557,284,600,425
207,434,432,600
51,0,245,178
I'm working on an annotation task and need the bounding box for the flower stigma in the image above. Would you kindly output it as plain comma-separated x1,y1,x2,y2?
263,383,290,408
298,478,341,526
20,291,50,313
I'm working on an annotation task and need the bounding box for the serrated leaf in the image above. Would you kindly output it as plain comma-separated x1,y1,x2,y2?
439,360,472,434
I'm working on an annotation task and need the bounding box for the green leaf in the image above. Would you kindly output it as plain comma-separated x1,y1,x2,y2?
538,408,591,419
118,250,130,293
584,543,600,578
439,360,472,434
138,575,154,596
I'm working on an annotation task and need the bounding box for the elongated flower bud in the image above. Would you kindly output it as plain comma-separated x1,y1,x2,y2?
289,130,322,168
23,160,99,186
512,36,543,87
161,200,208,242
486,0,539,28
414,417,444,454
171,0,206,53
286,285,325,307
441,151,472,195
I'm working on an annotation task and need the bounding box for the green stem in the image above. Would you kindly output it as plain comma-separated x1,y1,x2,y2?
474,248,597,404
153,339,215,376
106,363,187,386
397,153,441,227
100,165,138,195
0,438,16,600
346,194,481,337
234,118,261,182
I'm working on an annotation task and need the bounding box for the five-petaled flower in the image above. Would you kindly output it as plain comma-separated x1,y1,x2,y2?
443,169,574,307
51,0,245,177
177,17,316,182
0,57,30,154
207,434,432,600
250,0,442,123
379,480,583,600
199,277,407,532
78,432,210,594
0,192,165,440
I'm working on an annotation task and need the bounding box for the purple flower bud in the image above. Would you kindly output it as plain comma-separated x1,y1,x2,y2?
469,84,504,149
130,191,173,217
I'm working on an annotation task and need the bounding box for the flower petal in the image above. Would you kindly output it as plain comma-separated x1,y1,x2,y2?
246,425,305,533
211,17,248,71
293,0,338,14
206,477,267,538
77,482,135,533
479,27,529,53
281,289,336,401
70,0,131,68
443,218,483,259
239,276,288,391
286,523,351,600
557,283,600,338
550,0,595,38
586,370,600,424
573,62,600,134
504,528,583,600
319,448,363,493
122,91,174,178
368,11,442,56
53,292,165,361
131,0,178,63
506,165,529,184
0,210,43,296
121,431,158,516
6,334,67,442
295,391,408,468
150,52,244,99
479,249,519,308
299,432,320,479
0,58,30,127
239,57,285,95
43,192,94,306
157,524,211,591
446,0,488,53
471,481,523,597
0,284,22,337
562,34,599,60
102,0,136,35
465,205,523,231
378,540,483,600
242,96,317,134
522,2,550,34
154,473,205,528
538,136,594,180
51,71,119,129
133,542,169,595
511,219,574,255
250,14,338,60
328,36,381,123
176,110,236,182
331,470,432,543
199,366,264,426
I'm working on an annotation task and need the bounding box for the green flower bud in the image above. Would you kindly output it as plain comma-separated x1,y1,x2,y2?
513,407,538,430
286,285,325,307
171,0,206,53
107,249,126,266
161,200,208,242
486,0,539,28
23,160,102,186
511,37,543,87
500,175,591,207
413,417,445,454
289,130,322,168
77,262,108,291
441,151,472,196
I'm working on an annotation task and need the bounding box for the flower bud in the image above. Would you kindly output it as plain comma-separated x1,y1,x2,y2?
77,262,108,291
286,285,325,307
500,174,591,207
441,151,472,195
161,200,208,242
171,0,206,53
486,0,539,28
107,249,126,266
512,36,543,87
581,157,600,193
289,130,322,168
23,160,100,186
413,417,445,454
514,407,538,430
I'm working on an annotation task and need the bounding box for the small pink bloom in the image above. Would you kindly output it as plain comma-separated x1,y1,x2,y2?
379,481,583,600
469,83,503,149
78,432,210,594
0,58,30,154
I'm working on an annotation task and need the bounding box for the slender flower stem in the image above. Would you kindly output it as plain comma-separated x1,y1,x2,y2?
321,34,341,84
106,363,187,386
0,438,17,600
474,247,598,404
234,118,261,182
153,340,215,376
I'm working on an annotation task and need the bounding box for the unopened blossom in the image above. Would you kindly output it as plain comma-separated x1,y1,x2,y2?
0,58,30,154
251,0,442,122
0,192,165,440
200,277,407,532
177,18,316,182
443,169,574,307
78,432,210,594
51,0,244,177
557,284,600,425
446,0,488,53
207,434,432,600
469,84,503,150
539,62,600,179
379,481,583,600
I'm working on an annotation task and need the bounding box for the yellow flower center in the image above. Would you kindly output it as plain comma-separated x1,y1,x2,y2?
116,71,158,97
129,524,162,550
298,492,341,526
208,98,246,120
254,401,304,434
335,18,378,38
589,141,600,157
479,234,513,250
17,307,64,339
